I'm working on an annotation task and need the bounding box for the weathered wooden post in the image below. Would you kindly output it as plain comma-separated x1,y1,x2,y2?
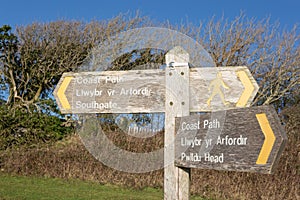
164,46,190,199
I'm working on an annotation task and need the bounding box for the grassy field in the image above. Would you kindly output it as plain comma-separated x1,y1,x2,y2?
0,173,207,200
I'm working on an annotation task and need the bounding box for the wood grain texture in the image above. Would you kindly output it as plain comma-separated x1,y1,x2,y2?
174,105,287,174
164,46,190,200
53,66,258,114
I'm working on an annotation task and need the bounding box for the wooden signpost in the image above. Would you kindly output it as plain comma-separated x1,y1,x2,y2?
174,105,287,174
53,46,286,200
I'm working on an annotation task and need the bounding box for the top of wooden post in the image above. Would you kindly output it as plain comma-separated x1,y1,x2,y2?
165,46,189,64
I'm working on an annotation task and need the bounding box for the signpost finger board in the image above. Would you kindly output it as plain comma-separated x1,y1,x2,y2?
54,67,258,114
174,105,287,174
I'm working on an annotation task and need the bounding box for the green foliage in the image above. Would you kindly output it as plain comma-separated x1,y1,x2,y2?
0,25,18,100
0,25,18,51
0,104,73,150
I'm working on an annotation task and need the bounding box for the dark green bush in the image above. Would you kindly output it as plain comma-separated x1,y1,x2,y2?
0,105,73,150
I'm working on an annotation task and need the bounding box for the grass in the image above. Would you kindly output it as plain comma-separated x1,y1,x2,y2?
0,173,207,200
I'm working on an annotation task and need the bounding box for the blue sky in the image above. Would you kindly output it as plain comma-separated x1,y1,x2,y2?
0,0,299,30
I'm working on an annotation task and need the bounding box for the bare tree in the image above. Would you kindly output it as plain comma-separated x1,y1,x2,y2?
251,26,300,108
192,13,299,109
0,13,145,110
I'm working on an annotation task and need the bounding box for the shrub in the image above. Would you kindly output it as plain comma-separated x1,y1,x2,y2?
0,105,73,150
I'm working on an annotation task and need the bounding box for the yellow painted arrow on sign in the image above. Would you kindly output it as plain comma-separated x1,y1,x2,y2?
57,76,73,110
236,70,256,107
256,113,276,165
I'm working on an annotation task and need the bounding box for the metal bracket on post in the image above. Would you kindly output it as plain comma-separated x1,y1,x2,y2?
166,62,189,67
164,46,190,200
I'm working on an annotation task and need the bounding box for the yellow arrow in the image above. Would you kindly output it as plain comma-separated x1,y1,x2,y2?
236,70,255,107
256,113,276,165
57,76,73,110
